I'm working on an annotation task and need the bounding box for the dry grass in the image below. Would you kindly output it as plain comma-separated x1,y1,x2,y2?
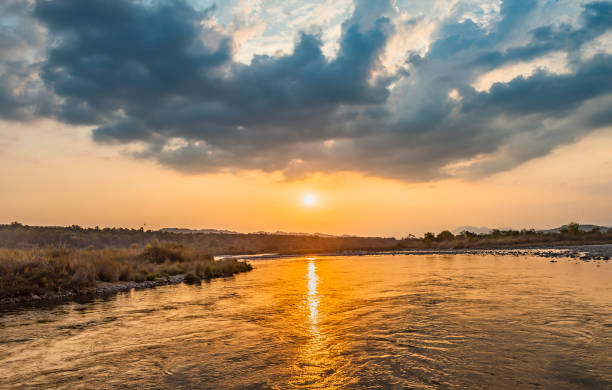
0,245,252,300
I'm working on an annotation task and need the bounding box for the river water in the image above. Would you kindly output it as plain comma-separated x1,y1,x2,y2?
1,254,611,389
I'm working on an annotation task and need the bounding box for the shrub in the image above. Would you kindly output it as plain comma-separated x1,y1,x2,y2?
140,246,185,264
184,272,201,284
118,264,133,281
203,265,213,279
96,258,119,282
145,273,157,281
0,246,253,300
70,263,96,286
436,230,455,241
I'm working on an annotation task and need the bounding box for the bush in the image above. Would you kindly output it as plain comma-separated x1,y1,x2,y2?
70,263,96,286
184,272,201,284
118,264,133,281
140,246,185,264
145,273,157,281
204,265,213,279
436,230,455,241
96,258,119,282
0,246,253,300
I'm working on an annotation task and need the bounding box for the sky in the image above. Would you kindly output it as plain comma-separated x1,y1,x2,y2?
1,0,611,237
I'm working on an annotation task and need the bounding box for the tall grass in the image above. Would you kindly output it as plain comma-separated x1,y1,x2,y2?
0,246,252,300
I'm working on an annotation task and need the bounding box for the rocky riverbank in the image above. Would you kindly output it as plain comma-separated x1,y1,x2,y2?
0,274,191,306
394,245,612,261
0,246,254,306
235,244,612,262
413,244,612,261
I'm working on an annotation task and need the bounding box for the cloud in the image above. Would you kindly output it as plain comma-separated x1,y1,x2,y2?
1,0,611,181
0,0,54,120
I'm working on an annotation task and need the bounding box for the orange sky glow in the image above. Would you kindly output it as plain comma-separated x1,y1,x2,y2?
2,119,611,237
2,0,612,237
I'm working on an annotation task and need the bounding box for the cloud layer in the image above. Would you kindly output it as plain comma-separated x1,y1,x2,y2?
1,0,611,180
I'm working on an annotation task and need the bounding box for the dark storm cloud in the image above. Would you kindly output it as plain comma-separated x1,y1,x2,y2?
1,0,612,180
0,0,54,120
468,55,612,115
34,0,231,127
33,0,393,155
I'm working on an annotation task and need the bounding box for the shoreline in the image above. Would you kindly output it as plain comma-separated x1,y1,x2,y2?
0,247,253,308
0,274,189,306
230,244,612,262
3,245,610,308
0,270,255,307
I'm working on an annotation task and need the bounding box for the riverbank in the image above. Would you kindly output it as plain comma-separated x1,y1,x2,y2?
3,244,610,306
232,244,612,262
0,274,188,305
0,246,252,305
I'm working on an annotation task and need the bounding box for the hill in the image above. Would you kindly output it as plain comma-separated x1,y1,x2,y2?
451,226,492,235
161,228,240,235
538,224,610,234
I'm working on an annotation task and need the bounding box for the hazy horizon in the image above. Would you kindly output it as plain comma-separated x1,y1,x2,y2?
3,218,611,239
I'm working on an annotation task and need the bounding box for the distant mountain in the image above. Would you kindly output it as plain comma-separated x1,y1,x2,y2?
160,228,240,234
250,230,312,236
160,228,353,237
452,226,492,235
538,224,611,233
250,230,353,238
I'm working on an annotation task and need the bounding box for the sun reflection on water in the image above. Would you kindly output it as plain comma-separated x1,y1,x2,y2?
289,258,357,388
3,255,610,388
307,259,319,324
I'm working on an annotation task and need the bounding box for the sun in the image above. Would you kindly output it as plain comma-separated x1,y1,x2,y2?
302,193,317,206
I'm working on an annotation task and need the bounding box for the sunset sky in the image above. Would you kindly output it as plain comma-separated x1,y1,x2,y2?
1,0,611,237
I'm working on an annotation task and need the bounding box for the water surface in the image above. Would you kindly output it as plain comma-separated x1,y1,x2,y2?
1,254,611,389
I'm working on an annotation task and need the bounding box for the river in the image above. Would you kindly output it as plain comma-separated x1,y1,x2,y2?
1,254,611,389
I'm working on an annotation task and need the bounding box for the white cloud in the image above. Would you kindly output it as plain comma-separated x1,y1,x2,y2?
472,51,571,92
581,31,612,60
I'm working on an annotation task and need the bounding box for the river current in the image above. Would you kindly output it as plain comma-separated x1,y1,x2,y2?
1,254,611,389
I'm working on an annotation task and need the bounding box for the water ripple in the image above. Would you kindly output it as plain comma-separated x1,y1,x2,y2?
1,254,611,389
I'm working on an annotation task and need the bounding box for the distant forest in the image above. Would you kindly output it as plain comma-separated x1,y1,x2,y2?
1,222,612,254
0,223,399,254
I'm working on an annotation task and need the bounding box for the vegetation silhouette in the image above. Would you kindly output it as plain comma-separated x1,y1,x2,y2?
0,244,251,301
1,221,611,302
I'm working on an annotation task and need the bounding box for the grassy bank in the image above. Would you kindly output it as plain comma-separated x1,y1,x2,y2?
0,245,252,302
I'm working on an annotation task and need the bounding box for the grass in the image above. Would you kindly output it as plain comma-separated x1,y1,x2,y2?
0,245,252,301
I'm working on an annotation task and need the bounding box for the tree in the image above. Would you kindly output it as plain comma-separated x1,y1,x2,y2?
566,222,580,235
436,230,455,241
461,230,478,240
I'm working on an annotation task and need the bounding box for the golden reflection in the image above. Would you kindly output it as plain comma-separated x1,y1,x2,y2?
307,259,319,324
290,257,348,388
